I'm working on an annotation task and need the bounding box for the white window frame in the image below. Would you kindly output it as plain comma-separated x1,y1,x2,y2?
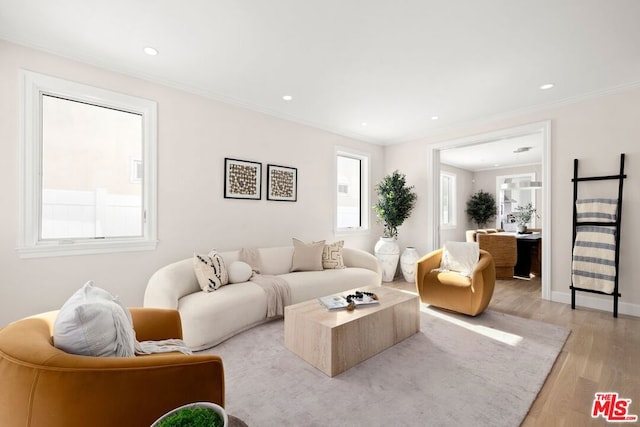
335,147,370,234
18,70,158,258
495,172,536,230
440,171,457,230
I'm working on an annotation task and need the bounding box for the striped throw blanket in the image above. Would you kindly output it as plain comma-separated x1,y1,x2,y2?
572,226,616,294
575,198,617,222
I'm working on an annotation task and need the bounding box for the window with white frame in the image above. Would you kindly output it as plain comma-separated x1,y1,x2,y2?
440,171,457,229
19,71,157,258
336,149,369,231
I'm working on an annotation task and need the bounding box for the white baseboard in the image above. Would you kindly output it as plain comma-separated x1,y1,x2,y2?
551,290,640,317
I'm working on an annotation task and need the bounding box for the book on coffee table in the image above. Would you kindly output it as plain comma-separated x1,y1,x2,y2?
318,295,349,311
318,292,380,311
352,294,379,307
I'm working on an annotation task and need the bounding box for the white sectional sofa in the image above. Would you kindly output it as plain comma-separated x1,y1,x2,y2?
144,246,382,350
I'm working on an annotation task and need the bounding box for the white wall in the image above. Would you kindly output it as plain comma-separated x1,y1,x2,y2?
385,89,640,316
0,41,384,325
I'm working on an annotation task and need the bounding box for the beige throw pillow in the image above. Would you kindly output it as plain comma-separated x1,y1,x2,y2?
194,250,229,292
290,238,325,272
322,240,346,269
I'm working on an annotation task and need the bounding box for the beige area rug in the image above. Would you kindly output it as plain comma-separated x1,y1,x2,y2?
201,304,570,427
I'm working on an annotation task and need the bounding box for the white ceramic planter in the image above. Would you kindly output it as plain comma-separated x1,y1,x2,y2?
151,401,228,427
400,247,420,283
374,237,400,282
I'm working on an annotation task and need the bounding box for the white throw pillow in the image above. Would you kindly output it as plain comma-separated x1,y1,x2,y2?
228,261,253,283
440,241,480,276
194,250,229,292
53,281,136,357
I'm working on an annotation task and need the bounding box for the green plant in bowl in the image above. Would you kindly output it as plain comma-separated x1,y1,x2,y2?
155,405,224,427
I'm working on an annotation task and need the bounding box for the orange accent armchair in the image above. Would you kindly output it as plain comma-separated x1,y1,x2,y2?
477,233,518,279
0,308,225,427
416,248,496,316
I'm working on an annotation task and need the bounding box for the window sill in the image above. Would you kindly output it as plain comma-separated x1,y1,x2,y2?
335,227,370,237
16,239,158,259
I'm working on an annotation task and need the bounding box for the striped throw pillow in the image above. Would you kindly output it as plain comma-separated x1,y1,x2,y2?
194,250,229,292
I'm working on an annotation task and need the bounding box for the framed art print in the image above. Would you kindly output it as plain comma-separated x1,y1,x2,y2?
224,158,262,200
267,164,297,202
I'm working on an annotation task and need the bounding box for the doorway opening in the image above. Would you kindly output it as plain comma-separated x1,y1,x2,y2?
427,121,551,300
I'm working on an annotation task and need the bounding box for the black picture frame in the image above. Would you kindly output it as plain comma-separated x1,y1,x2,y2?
224,158,262,200
266,164,297,202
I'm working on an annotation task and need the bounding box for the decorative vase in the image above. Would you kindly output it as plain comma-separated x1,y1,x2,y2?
517,223,527,233
151,401,228,427
400,247,420,283
374,237,400,282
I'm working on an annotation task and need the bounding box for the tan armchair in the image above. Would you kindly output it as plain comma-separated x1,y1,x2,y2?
416,249,496,316
477,233,517,279
0,308,225,427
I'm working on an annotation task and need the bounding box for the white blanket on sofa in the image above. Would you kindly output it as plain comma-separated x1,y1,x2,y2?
250,274,291,317
239,247,291,317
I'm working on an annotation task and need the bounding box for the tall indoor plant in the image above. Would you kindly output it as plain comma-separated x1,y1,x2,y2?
373,170,417,282
465,190,497,228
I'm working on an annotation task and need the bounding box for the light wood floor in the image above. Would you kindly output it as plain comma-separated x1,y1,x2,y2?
385,277,640,426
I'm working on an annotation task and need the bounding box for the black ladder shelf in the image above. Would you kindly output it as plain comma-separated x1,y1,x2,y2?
570,153,626,317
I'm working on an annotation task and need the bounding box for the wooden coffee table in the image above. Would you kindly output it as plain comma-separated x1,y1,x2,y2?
284,286,420,377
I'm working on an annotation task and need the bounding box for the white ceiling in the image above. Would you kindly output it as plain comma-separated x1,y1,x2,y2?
1,1,640,145
439,133,542,172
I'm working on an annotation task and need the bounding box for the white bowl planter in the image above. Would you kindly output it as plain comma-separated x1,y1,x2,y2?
375,237,400,282
400,247,420,283
151,401,228,427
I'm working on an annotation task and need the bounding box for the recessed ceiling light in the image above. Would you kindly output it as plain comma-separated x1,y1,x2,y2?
282,95,293,101
431,116,439,120
143,47,158,56
540,83,554,90
361,122,368,127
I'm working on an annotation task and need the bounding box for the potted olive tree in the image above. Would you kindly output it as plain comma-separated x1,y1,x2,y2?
465,190,497,228
373,170,417,282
